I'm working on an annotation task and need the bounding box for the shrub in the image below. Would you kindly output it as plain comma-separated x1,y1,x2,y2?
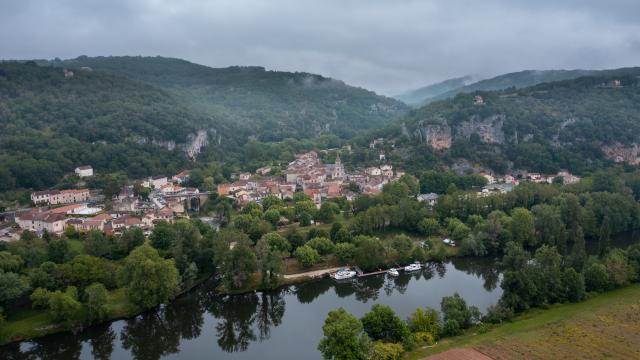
307,237,335,255
335,243,356,264
370,341,404,360
295,245,320,268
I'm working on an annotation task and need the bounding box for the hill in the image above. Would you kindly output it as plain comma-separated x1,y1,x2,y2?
0,61,213,191
386,68,640,175
394,75,475,106
46,56,409,141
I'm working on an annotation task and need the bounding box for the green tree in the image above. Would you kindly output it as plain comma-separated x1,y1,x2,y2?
221,240,257,289
118,244,179,309
84,282,109,322
317,202,340,223
568,227,587,272
255,236,284,288
264,209,281,226
510,208,536,246
562,268,585,302
408,307,440,339
0,271,29,309
391,235,413,263
354,236,386,272
262,233,291,254
307,237,336,255
85,230,112,258
335,243,356,264
48,286,81,322
30,287,51,309
318,308,369,360
440,293,480,336
0,251,23,272
598,215,611,257
294,245,320,268
149,221,177,251
583,262,609,292
417,218,440,237
47,238,71,264
361,304,411,343
370,342,404,360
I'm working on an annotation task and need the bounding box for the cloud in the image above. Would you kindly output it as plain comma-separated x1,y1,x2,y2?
1,0,639,95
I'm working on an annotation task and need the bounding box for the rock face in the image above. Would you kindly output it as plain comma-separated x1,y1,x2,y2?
602,143,640,165
414,114,505,149
415,122,452,149
458,115,505,144
185,130,209,159
133,129,211,159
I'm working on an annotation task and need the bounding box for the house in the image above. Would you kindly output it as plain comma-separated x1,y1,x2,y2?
31,190,58,205
55,189,90,204
239,173,252,181
366,167,382,176
380,164,393,177
369,138,384,149
74,165,94,178
481,173,496,184
417,193,439,206
474,95,484,105
16,211,67,234
256,166,272,175
172,170,191,184
149,176,168,189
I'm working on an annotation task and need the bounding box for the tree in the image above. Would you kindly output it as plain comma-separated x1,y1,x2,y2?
255,237,284,288
335,243,356,264
317,202,340,223
604,249,634,287
307,237,336,255
354,236,386,272
262,233,291,254
531,245,564,305
361,304,411,343
318,308,369,360
408,307,440,339
295,245,320,268
391,235,413,263
264,209,281,226
583,262,609,292
48,286,82,322
0,271,29,309
598,215,611,256
85,230,112,258
221,240,257,289
417,218,440,237
440,293,480,336
30,287,51,309
568,227,587,272
562,268,585,302
510,208,536,246
47,238,71,263
84,282,109,322
0,251,23,272
286,229,306,251
118,244,179,309
150,221,177,251
115,227,145,258
330,222,343,242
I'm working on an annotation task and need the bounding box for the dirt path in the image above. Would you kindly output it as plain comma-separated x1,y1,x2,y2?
282,267,342,280
422,348,494,360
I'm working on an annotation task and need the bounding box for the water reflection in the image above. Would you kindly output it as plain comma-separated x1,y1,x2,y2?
1,258,503,360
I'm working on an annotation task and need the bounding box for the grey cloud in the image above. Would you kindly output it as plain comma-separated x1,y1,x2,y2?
1,0,639,95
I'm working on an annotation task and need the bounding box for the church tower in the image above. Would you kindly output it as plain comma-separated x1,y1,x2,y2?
334,153,345,179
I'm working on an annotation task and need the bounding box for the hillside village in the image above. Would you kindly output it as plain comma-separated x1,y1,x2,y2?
217,151,405,207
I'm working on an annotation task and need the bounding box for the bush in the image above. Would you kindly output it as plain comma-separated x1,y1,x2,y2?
294,245,320,268
361,304,411,343
442,319,461,336
30,288,51,309
483,303,514,324
370,341,404,360
413,332,435,346
417,218,440,236
583,262,609,292
48,286,81,322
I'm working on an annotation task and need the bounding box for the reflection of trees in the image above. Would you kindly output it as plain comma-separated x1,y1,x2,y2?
24,333,83,360
450,257,501,291
295,278,332,303
353,276,384,302
210,293,259,353
334,279,357,298
255,290,286,340
120,294,205,360
90,324,116,360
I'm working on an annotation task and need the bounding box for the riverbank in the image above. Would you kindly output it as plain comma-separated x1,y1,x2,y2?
405,284,640,360
0,272,214,346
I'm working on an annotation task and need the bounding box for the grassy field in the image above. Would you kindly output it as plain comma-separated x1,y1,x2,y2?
406,285,640,360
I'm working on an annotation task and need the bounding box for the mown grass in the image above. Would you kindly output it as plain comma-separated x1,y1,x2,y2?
404,284,640,359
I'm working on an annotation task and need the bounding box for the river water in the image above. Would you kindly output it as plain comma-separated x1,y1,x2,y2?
1,258,502,360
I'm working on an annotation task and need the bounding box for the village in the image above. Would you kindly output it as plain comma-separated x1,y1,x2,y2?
0,165,208,242
217,150,405,207
0,147,581,242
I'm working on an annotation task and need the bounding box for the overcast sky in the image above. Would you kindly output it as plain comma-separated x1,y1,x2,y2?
2,0,640,95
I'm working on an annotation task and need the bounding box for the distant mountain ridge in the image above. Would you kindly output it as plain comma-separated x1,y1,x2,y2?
44,56,409,142
394,75,476,106
399,69,605,106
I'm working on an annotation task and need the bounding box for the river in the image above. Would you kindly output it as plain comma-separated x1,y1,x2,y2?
1,258,502,360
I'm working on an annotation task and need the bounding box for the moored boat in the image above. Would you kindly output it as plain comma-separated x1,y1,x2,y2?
404,262,422,272
332,268,357,280
387,268,399,276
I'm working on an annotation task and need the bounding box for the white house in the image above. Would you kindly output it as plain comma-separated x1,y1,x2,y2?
149,176,168,189
75,165,94,178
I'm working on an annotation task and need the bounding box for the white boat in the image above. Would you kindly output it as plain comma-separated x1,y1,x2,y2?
332,268,357,280
404,262,422,272
443,238,456,247
387,268,399,276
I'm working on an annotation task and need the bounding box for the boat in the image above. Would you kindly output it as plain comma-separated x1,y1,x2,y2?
443,238,456,247
404,262,422,272
387,268,399,277
332,268,357,280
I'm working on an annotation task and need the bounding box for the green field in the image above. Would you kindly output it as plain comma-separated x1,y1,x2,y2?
406,285,640,359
